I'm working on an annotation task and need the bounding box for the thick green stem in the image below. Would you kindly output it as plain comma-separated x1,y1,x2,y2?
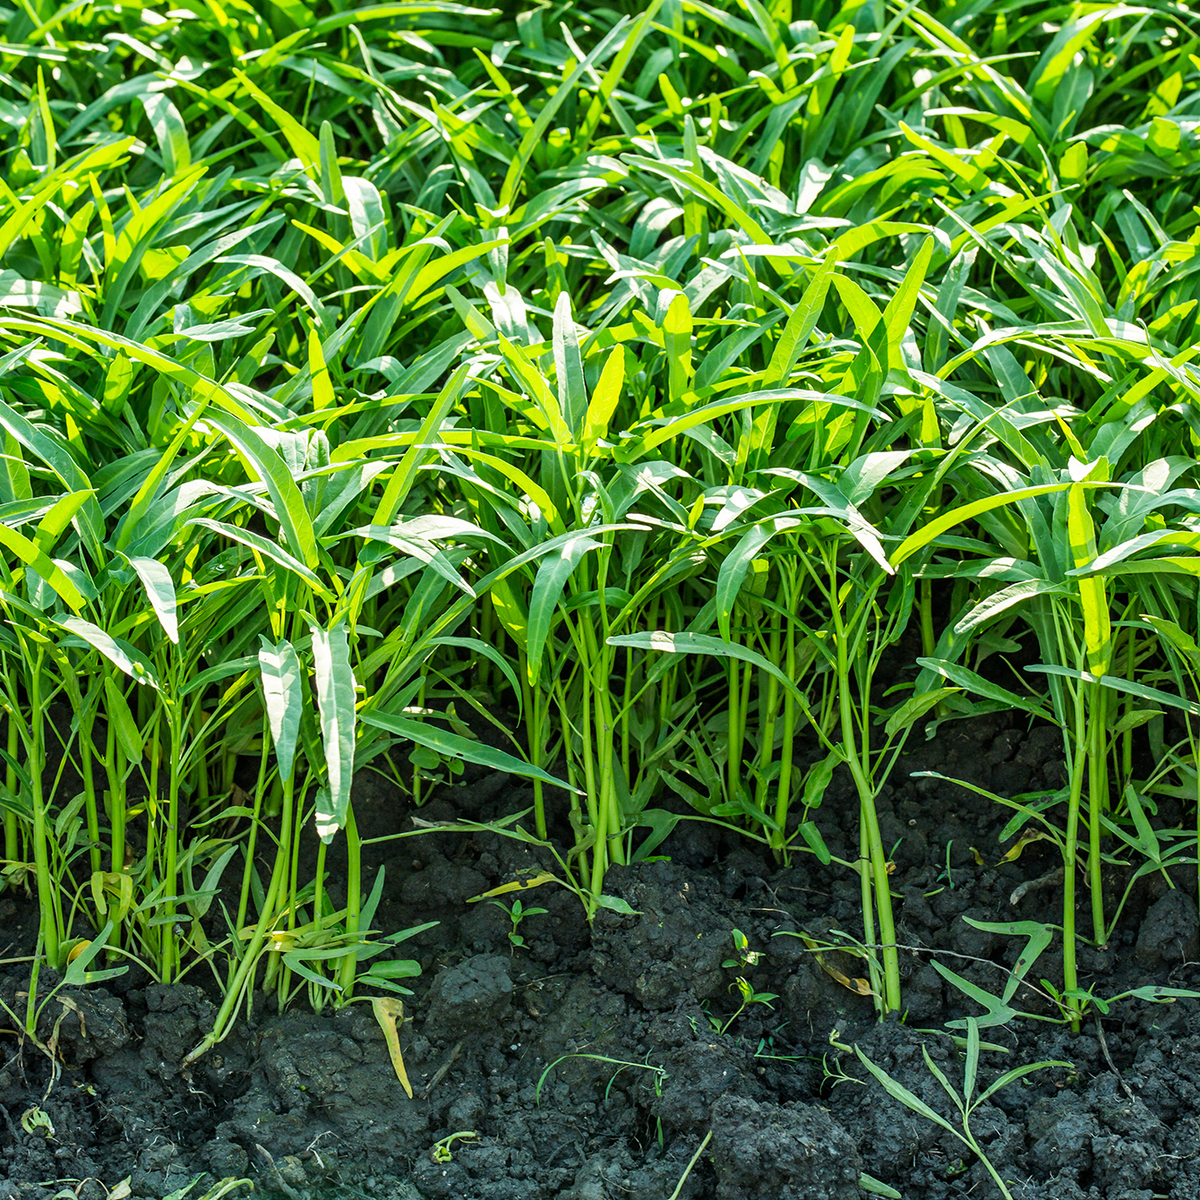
80,703,101,877
772,606,797,859
337,802,361,997
28,655,61,966
756,611,781,816
1063,731,1087,1033
5,715,19,866
727,658,741,806
524,663,548,840
412,674,425,808
237,711,273,931
1087,683,1107,946
105,715,127,952
919,577,935,659
835,606,900,1015
162,708,183,982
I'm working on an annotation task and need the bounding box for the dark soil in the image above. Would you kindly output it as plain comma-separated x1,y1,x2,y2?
3,711,1199,1200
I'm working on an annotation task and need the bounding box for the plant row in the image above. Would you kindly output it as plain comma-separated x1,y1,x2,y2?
0,0,1199,1054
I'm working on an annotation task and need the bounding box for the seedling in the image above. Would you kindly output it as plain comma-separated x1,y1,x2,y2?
715,929,778,1035
489,897,548,952
855,1018,1071,1200
536,1054,668,1107
430,1131,477,1163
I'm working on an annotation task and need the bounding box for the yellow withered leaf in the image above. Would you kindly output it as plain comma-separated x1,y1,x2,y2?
467,872,561,902
796,933,878,999
1000,828,1050,863
371,998,413,1099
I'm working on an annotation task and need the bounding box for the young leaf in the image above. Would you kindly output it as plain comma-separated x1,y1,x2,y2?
258,638,304,782
310,622,356,841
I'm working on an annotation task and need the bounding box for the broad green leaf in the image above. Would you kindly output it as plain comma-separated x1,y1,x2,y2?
1068,482,1110,675
259,638,304,782
917,658,1053,720
884,688,959,738
582,345,624,456
527,535,603,686
103,676,143,763
0,524,84,612
127,556,178,644
553,292,587,436
59,617,160,689
854,1048,959,1134
311,622,356,841
202,411,319,571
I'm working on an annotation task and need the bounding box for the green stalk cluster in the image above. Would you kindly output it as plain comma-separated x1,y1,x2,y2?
0,0,1197,1044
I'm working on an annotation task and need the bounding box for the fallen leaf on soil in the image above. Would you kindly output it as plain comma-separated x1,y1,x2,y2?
795,932,878,998
371,997,413,1098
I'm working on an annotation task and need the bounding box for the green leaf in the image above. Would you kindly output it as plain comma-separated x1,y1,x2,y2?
360,709,580,793
884,688,958,738
917,658,1053,720
0,523,84,612
1028,664,1200,718
311,623,356,841
527,535,604,686
608,631,809,708
103,676,143,764
582,345,624,455
854,1047,959,1136
258,638,304,782
127,556,178,644
59,617,161,689
553,292,587,436
202,410,319,572
858,1173,903,1200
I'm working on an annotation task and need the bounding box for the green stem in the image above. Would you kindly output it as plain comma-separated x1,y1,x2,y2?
106,715,127,953
29,652,61,968
834,587,900,1015
313,839,328,921
237,710,273,932
772,601,798,859
162,707,183,982
412,673,425,808
188,769,296,1064
6,714,20,866
1087,682,1107,946
756,610,781,816
919,577,935,659
1063,731,1087,1033
727,657,740,806
80,701,101,877
337,801,361,998
858,818,882,1002
524,663,548,840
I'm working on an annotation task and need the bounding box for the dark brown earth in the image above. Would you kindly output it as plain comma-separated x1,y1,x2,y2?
2,711,1199,1200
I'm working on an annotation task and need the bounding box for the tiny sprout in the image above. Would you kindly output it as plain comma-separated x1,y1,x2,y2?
717,929,777,1034
430,1131,477,1163
489,896,549,952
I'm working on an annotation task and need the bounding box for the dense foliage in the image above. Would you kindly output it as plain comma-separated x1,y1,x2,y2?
2,0,1200,1056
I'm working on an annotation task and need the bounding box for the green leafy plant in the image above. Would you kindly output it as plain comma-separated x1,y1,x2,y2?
855,1019,1071,1200
489,896,548,952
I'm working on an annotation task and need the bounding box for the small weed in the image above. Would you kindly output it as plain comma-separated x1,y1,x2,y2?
714,929,778,1035
489,897,548,953
855,1018,1070,1200
430,1131,477,1163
